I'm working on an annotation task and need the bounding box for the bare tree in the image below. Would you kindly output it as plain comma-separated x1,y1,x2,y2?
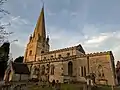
0,0,13,45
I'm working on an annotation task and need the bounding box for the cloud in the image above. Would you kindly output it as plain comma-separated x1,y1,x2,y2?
9,15,31,25
11,43,25,59
46,24,120,65
47,9,56,16
85,35,108,44
70,12,77,16
4,19,119,64
0,15,33,59
2,0,120,65
11,16,20,21
82,29,120,64
47,26,83,50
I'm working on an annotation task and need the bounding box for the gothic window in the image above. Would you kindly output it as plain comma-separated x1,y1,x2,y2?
41,65,45,75
98,65,104,78
68,61,73,76
33,66,39,75
51,64,55,75
84,66,86,76
81,66,84,77
46,64,50,73
29,50,32,55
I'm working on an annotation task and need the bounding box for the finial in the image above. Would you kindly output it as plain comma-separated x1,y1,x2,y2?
29,34,32,41
41,0,44,7
47,35,49,43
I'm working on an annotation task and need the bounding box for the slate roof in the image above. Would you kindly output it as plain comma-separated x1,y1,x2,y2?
12,62,30,74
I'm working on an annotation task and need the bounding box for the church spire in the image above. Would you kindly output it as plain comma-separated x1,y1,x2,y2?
33,6,46,41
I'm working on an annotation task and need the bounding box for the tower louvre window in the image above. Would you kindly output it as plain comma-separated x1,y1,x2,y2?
41,51,44,53
29,50,32,56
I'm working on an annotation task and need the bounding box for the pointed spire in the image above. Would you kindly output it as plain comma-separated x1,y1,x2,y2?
33,6,46,41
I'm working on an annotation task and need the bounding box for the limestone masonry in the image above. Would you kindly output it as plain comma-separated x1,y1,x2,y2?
23,6,117,85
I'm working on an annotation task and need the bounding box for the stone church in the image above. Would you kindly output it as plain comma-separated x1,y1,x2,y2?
23,6,117,85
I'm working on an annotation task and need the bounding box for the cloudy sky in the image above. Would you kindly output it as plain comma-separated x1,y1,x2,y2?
1,0,120,63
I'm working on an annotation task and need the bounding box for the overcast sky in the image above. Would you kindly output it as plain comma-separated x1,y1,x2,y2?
1,0,120,63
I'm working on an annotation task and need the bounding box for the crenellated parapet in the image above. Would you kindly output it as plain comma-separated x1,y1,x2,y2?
25,51,113,64
86,51,112,57
28,55,77,64
76,51,113,58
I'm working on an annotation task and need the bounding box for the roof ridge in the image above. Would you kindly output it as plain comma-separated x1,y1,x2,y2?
42,44,80,55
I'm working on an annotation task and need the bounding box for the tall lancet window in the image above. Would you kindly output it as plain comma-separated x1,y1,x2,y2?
98,65,104,78
41,65,45,75
68,61,73,76
33,66,39,76
29,50,32,56
51,64,55,75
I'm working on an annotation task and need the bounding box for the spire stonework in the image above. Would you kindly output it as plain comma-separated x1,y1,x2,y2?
33,6,46,42
24,6,49,62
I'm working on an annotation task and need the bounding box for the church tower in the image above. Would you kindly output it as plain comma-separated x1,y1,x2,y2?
24,6,49,62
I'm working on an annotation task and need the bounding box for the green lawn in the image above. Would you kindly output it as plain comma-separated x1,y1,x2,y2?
92,85,120,90
28,86,53,90
28,83,120,90
28,83,84,90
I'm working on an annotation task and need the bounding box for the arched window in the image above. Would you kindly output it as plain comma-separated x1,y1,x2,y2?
51,64,55,75
84,66,86,76
68,61,73,76
81,66,84,77
29,50,32,55
46,64,50,73
33,66,39,75
98,65,104,78
41,65,45,75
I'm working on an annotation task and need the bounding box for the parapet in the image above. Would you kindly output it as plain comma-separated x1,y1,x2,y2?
86,51,112,57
